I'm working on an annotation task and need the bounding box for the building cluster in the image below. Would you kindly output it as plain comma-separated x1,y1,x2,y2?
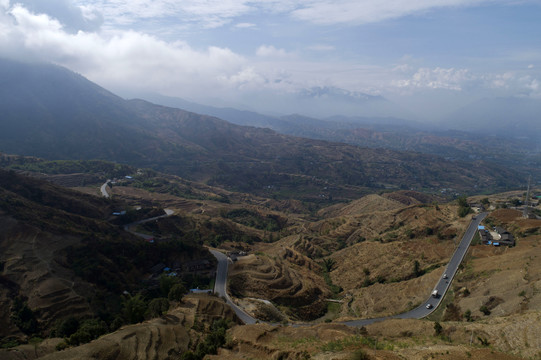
149,259,213,278
478,225,515,247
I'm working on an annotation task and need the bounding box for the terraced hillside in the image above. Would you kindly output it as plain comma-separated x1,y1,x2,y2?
228,249,331,321
1,295,239,360
0,169,213,343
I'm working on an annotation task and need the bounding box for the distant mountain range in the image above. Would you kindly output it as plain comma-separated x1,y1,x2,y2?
0,58,533,198
139,92,540,165
445,96,541,140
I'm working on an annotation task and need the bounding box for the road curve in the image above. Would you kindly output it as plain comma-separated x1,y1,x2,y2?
100,180,111,198
209,249,257,324
210,213,487,326
123,209,175,239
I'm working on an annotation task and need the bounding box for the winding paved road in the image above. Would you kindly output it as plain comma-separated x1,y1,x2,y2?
210,213,487,326
100,180,111,198
209,249,257,324
123,209,175,239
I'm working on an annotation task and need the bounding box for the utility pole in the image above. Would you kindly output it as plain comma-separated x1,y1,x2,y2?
524,175,531,218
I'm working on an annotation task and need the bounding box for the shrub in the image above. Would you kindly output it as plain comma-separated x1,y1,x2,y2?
55,341,69,351
479,305,491,316
67,319,108,345
148,298,169,318
168,283,187,301
434,321,443,336
464,309,472,322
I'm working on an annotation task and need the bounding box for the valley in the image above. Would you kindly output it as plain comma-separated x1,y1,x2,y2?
1,158,540,359
0,59,540,359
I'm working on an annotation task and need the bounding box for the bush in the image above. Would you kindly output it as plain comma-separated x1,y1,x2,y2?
464,309,472,322
479,305,491,316
168,283,187,301
67,319,108,345
55,341,69,351
148,298,169,318
434,321,443,336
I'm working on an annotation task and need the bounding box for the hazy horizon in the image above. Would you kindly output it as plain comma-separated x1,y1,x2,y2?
1,0,540,121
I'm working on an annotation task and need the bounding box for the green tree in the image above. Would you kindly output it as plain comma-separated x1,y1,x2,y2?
11,297,38,335
457,196,468,208
55,316,79,338
148,298,169,318
457,196,471,217
413,260,424,277
159,274,180,297
168,283,187,301
122,294,147,324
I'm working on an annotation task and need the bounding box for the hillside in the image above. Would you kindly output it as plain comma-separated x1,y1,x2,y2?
140,93,541,167
0,169,213,345
0,59,532,203
0,164,540,358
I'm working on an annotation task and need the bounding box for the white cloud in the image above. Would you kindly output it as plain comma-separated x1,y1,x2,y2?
393,67,472,91
1,2,248,99
256,45,291,58
74,0,254,28
290,0,491,25
11,0,102,32
70,0,523,30
234,22,256,29
1,0,539,117
219,67,269,91
391,65,541,100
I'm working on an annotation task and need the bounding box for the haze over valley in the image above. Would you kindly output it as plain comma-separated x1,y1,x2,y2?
1,1,541,359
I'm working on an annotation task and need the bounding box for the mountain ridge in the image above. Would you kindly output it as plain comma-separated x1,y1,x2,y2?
0,58,530,199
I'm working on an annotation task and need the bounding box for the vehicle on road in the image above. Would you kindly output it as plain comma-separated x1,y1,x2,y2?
431,289,438,297
426,304,433,309
443,273,448,279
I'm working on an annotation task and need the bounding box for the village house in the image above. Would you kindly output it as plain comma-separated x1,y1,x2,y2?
494,226,516,247
478,225,491,245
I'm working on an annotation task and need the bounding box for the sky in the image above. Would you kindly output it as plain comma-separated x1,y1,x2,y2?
1,0,540,120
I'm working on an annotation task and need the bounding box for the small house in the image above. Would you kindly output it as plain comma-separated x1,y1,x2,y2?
494,227,515,247
184,259,211,272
